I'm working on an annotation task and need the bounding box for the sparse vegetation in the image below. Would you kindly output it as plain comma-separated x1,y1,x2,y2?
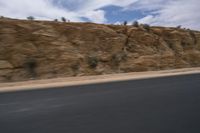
123,21,128,26
0,17,200,83
143,24,150,31
24,58,37,77
54,19,58,22
88,56,98,68
132,21,139,27
112,52,127,65
176,25,182,29
61,17,66,22
27,16,34,20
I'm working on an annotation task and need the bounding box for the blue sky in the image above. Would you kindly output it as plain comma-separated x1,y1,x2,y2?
101,5,146,24
0,0,200,30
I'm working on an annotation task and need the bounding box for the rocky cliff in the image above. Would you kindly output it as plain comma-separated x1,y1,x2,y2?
0,18,200,82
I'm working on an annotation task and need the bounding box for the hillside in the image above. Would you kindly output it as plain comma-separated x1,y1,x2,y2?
0,18,200,82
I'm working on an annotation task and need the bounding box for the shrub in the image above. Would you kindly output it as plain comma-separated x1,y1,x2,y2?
176,25,182,29
54,19,58,22
123,21,128,26
143,24,150,31
27,16,34,20
88,56,98,68
112,52,127,65
24,58,37,77
132,21,139,27
61,17,66,22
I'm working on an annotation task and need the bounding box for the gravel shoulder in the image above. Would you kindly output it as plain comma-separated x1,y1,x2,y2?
0,67,200,93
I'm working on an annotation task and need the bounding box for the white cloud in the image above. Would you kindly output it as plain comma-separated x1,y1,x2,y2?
138,15,155,24
0,0,199,30
0,0,135,22
130,0,200,30
83,10,106,23
0,0,81,21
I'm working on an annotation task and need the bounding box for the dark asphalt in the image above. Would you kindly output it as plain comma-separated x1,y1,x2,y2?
0,74,200,133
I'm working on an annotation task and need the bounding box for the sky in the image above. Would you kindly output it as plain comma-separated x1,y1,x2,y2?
0,0,200,30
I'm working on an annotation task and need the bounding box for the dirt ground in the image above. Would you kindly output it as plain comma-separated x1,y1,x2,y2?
0,67,200,93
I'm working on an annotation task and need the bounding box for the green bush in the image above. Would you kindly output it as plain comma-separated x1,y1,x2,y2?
24,58,37,77
123,21,128,26
132,21,139,27
112,52,127,65
54,19,58,22
143,24,150,31
27,16,34,20
176,25,182,29
88,56,98,68
61,17,66,22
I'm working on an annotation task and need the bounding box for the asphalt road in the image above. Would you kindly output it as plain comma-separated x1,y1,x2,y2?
0,74,200,133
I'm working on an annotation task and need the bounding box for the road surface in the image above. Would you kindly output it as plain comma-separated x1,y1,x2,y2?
0,74,200,133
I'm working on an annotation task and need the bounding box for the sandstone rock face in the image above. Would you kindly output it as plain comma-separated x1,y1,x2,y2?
0,60,13,69
0,18,200,82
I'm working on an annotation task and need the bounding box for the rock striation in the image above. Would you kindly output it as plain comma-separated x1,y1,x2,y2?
0,18,200,82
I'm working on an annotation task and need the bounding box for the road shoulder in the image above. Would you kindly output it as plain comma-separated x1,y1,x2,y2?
0,67,200,93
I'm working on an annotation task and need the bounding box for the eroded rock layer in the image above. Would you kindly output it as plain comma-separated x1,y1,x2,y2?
0,18,200,82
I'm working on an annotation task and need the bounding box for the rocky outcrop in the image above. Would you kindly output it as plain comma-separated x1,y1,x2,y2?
0,18,200,82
